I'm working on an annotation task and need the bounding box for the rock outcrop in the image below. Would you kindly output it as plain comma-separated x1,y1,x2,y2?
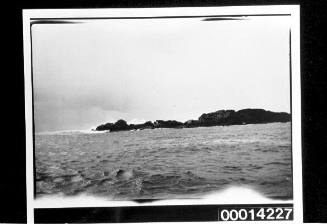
184,119,200,127
95,122,114,131
129,121,155,130
95,109,291,132
198,110,235,126
198,109,290,126
153,120,184,128
110,119,130,132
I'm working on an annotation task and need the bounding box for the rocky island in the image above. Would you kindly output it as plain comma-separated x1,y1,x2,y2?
95,109,291,132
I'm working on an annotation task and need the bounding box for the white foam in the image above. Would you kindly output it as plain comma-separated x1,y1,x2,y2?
34,185,291,208
127,118,147,125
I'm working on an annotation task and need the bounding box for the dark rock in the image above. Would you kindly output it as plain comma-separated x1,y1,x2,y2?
129,121,154,130
110,119,129,132
198,110,235,126
95,108,291,132
95,122,114,131
153,120,184,128
144,121,154,127
198,109,291,126
235,109,291,124
184,119,200,127
139,121,155,130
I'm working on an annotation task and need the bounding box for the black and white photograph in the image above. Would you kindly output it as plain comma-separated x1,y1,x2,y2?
23,6,302,223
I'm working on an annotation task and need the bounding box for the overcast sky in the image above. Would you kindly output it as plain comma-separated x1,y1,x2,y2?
32,16,291,132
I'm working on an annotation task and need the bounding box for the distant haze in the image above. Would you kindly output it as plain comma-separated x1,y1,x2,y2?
32,16,291,132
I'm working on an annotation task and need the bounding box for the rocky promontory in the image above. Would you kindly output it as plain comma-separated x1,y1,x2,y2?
95,109,291,132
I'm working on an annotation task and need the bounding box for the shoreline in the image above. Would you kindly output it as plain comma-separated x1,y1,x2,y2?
95,108,291,133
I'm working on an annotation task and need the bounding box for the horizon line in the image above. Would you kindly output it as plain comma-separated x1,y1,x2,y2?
35,108,291,133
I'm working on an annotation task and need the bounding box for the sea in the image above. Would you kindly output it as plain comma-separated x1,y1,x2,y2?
35,122,292,201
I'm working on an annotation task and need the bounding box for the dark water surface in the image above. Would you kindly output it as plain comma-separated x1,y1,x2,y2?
35,122,292,200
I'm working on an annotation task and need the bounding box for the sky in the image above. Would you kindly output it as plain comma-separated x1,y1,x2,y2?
32,16,291,132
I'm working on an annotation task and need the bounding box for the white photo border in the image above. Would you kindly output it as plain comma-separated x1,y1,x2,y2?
23,5,301,223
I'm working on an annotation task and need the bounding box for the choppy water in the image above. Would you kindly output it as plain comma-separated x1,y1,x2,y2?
35,122,292,200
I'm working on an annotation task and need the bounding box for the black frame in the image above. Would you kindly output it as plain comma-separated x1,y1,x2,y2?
2,0,327,223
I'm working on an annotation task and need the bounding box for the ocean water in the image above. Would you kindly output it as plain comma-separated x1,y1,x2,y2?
35,122,292,200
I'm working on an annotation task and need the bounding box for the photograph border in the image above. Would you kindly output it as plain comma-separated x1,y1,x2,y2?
23,5,301,223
